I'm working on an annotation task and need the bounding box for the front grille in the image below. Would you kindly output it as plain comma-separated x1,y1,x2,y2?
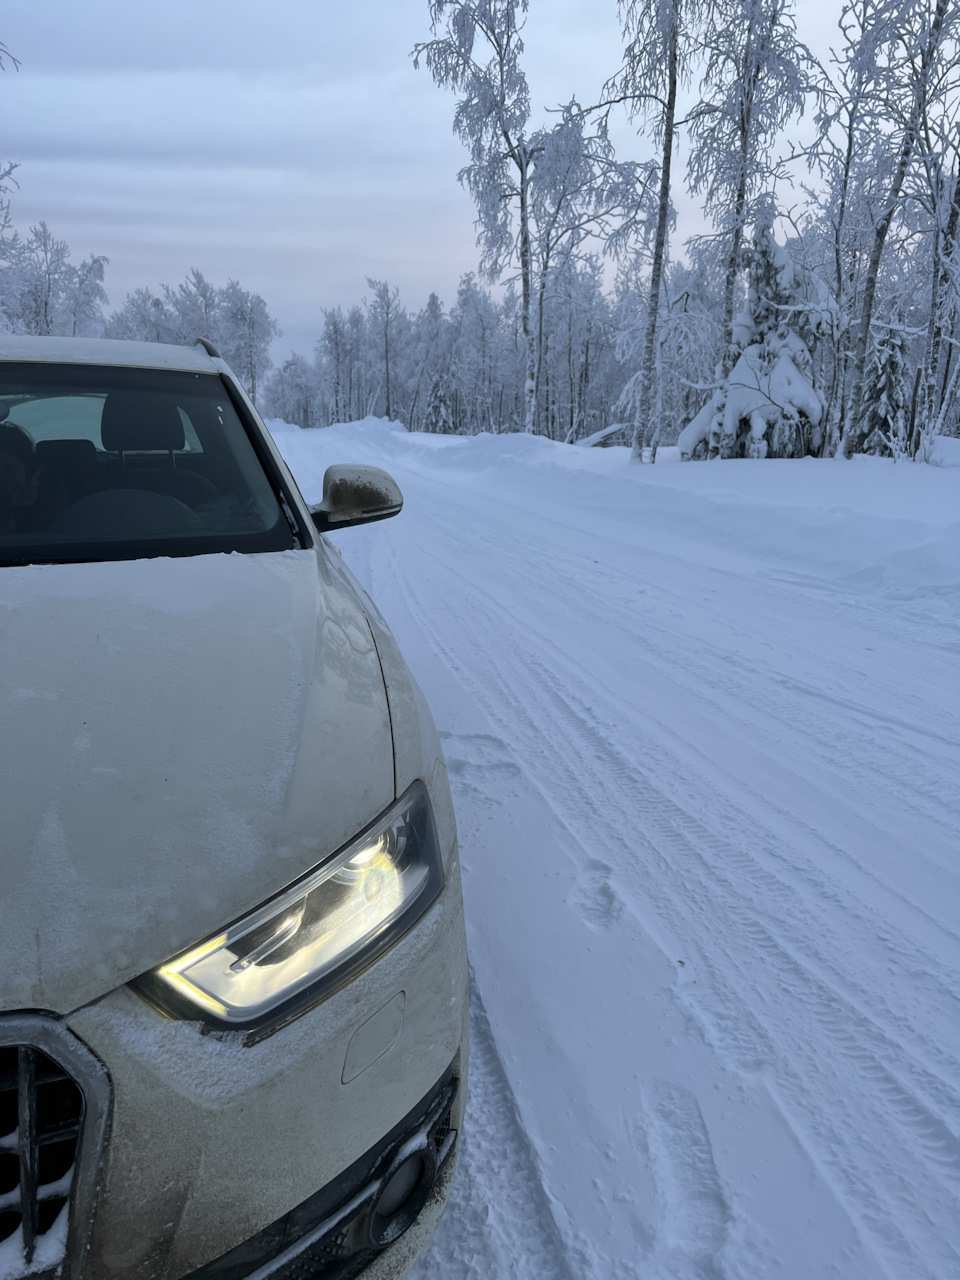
0,1045,84,1262
0,1018,111,1280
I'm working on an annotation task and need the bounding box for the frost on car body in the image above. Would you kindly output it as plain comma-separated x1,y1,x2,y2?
0,335,467,1280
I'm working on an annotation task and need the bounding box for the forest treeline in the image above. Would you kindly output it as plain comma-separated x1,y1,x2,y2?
2,1,959,461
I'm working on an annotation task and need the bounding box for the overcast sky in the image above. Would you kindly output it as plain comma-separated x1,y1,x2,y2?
3,1,832,359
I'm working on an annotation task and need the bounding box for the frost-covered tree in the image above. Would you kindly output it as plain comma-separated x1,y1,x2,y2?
618,251,722,447
447,273,513,432
688,0,815,376
19,223,71,335
262,353,323,429
423,375,455,433
0,220,108,337
0,42,19,201
536,256,622,442
678,222,825,457
809,0,892,449
414,0,539,429
164,269,220,346
318,307,351,424
911,30,960,430
218,279,279,402
407,292,449,429
342,305,369,419
365,279,407,421
415,2,643,434
838,0,959,454
63,251,110,337
525,104,646,434
109,270,218,346
860,325,911,456
105,287,169,343
107,270,278,404
607,0,711,457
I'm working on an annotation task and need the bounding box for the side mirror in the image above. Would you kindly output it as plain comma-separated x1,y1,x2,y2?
309,464,403,532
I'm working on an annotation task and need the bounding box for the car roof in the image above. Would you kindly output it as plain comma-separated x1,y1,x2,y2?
0,335,221,374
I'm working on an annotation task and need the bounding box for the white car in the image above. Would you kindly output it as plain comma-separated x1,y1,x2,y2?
0,336,468,1280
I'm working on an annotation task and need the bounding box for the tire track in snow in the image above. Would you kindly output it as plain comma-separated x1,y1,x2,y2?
391,522,959,1082
402,494,960,974
409,973,581,1280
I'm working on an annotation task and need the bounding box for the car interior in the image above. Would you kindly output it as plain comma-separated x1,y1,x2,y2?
0,363,302,562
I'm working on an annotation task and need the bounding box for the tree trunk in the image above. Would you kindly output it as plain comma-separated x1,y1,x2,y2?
929,171,960,415
517,149,537,434
843,130,917,455
719,113,753,385
634,20,678,459
533,246,550,435
384,317,392,421
828,98,860,451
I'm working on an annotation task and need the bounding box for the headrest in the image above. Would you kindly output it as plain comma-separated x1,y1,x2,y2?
36,438,98,468
100,391,185,453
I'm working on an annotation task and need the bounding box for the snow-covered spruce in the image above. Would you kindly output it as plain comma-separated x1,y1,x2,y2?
678,223,827,459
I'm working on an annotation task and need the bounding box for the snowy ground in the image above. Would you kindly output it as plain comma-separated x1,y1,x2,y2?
269,419,960,1280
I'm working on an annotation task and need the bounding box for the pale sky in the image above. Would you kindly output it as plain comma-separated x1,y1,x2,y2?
3,1,833,359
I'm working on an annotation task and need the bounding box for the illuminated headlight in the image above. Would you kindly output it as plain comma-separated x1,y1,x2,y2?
134,782,444,1038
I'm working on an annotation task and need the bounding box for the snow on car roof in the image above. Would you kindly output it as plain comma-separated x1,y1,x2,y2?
0,334,220,374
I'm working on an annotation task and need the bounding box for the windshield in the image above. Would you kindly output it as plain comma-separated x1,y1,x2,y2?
0,363,300,565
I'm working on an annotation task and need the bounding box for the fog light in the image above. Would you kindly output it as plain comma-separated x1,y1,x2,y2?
376,1156,423,1219
367,1149,435,1249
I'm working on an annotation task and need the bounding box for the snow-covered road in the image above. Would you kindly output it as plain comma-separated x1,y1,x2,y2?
272,420,960,1280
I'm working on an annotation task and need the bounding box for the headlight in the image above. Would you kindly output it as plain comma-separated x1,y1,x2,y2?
134,781,444,1039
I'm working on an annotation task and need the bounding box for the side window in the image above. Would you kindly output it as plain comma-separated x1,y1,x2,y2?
177,407,203,453
6,395,106,445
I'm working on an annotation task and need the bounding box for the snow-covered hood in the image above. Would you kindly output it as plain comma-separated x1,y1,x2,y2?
0,548,395,1014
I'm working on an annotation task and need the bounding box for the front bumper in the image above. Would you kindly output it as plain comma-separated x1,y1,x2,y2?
183,1069,459,1280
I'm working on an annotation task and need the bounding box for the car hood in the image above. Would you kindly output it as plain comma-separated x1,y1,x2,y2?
0,548,395,1014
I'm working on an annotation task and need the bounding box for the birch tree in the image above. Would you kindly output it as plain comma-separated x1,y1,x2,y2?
0,42,19,198
908,10,960,431
608,0,710,457
319,307,350,425
365,279,405,421
687,0,814,380
263,354,323,429
806,0,883,450
415,2,644,433
414,0,538,429
526,103,648,432
840,0,958,454
219,279,279,402
5,222,108,337
107,271,278,402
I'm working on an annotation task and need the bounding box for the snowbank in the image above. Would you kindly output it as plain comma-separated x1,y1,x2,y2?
270,420,960,600
928,434,960,467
